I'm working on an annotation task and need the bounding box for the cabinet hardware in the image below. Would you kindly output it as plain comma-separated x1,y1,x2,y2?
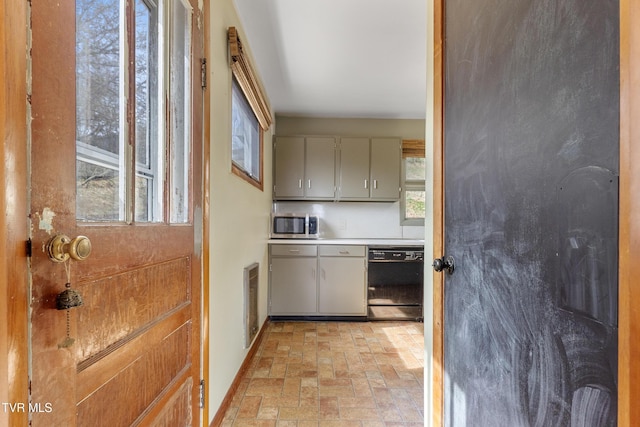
373,179,378,189
298,179,302,188
364,179,368,189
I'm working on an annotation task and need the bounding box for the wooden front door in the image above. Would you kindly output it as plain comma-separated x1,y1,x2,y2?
29,0,204,425
440,0,619,425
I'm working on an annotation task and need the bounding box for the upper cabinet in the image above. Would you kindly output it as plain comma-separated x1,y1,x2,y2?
273,136,336,200
273,136,305,198
339,137,401,201
273,135,400,202
338,137,371,199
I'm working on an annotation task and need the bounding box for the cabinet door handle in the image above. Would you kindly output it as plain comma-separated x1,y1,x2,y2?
298,179,302,188
288,249,300,253
373,179,378,189
308,179,312,189
364,179,368,189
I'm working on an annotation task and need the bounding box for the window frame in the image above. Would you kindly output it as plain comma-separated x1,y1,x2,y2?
231,77,264,190
400,139,426,226
227,26,272,191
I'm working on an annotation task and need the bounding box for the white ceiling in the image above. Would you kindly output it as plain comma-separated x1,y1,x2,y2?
231,0,427,119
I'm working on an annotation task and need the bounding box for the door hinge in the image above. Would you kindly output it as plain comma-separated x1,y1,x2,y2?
199,379,205,408
26,239,32,257
200,58,207,89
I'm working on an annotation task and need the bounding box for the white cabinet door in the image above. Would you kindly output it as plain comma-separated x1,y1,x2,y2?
270,257,317,315
318,257,367,315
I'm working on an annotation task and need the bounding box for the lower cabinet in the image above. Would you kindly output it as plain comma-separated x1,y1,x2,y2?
269,244,366,317
269,245,318,315
318,246,367,315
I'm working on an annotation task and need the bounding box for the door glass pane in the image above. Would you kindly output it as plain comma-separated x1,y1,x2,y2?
76,0,124,221
169,0,192,223
135,0,162,222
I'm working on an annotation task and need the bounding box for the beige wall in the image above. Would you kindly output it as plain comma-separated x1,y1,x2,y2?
207,0,273,421
275,115,426,140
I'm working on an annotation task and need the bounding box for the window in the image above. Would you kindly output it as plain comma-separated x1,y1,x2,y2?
228,27,272,190
231,78,262,187
76,0,192,224
401,140,426,225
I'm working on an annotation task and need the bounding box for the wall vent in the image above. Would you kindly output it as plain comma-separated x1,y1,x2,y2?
244,263,259,348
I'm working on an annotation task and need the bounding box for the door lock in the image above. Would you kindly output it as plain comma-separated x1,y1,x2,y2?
46,234,92,263
433,256,455,274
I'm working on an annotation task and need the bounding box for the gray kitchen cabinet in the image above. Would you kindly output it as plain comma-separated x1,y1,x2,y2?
269,244,367,317
338,137,370,199
273,136,305,198
338,137,401,201
269,245,318,315
317,245,367,315
305,137,336,199
273,136,336,200
370,138,401,200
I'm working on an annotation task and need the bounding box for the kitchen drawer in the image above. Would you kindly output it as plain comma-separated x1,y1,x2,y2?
270,244,318,257
318,245,366,257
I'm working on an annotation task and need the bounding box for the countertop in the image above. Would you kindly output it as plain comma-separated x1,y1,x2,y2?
268,238,424,247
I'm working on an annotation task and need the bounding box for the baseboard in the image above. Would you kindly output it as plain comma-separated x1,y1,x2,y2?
209,317,270,427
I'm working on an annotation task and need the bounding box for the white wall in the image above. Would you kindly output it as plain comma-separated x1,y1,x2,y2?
273,201,424,239
208,0,273,421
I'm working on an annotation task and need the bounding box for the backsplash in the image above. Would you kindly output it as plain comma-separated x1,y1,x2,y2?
272,201,425,239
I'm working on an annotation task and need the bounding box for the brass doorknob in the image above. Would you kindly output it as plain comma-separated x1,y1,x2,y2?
46,234,92,262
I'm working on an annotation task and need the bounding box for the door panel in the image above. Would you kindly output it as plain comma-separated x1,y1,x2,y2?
29,0,204,425
443,0,619,425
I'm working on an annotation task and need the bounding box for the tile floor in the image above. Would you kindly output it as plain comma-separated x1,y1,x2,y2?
221,320,424,426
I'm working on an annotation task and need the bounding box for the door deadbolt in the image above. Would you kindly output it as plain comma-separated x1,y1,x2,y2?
433,256,455,274
46,234,92,262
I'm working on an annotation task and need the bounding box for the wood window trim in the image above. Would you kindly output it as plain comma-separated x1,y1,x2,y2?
231,128,265,191
228,27,272,130
228,27,269,190
402,139,426,158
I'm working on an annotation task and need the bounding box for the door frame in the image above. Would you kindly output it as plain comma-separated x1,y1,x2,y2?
618,0,640,423
1,0,30,425
429,0,639,425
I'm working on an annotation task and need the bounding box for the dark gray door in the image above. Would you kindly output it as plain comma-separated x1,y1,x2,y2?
442,0,619,425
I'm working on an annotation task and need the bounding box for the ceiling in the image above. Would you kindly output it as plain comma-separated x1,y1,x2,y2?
231,0,427,120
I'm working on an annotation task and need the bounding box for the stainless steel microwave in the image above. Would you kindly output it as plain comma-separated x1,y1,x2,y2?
271,213,319,239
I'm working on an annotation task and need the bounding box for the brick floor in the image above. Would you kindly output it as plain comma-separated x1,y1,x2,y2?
221,321,424,427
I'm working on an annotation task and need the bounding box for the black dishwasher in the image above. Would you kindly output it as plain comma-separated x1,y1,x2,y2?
367,247,424,321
